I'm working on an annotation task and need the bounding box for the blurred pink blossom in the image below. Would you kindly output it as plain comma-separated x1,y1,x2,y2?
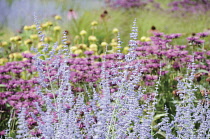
67,9,77,20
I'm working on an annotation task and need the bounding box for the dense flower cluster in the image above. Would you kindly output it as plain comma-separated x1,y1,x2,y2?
0,4,210,137
168,0,210,14
1,18,209,139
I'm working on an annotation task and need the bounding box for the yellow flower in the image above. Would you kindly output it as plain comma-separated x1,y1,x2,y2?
10,37,16,42
111,39,117,43
22,58,28,61
24,25,31,31
3,58,8,62
30,34,38,40
140,36,146,41
0,59,3,65
89,44,98,51
80,44,87,49
46,21,53,26
55,15,62,20
41,23,48,29
112,28,119,34
24,39,33,45
44,37,52,43
113,47,120,51
9,53,14,59
88,35,97,42
74,35,80,40
30,24,36,29
110,42,118,47
80,30,87,36
91,21,98,26
14,36,22,41
56,45,63,51
23,51,31,53
1,41,8,47
13,53,23,59
17,41,22,45
37,42,44,49
64,41,71,46
70,46,78,52
0,58,8,65
101,42,108,47
145,37,151,42
123,46,129,53
74,49,83,55
54,26,61,32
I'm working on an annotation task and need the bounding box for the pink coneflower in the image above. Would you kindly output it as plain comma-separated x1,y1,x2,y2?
67,9,78,20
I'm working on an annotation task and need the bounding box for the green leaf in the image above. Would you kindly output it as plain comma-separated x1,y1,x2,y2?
197,69,209,74
0,84,6,87
157,130,166,138
153,113,167,121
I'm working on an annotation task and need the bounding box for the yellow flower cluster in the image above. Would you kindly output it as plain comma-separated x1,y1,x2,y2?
0,58,8,65
140,36,151,42
9,53,23,60
0,41,8,47
70,44,88,55
41,22,53,29
24,24,36,31
10,36,22,42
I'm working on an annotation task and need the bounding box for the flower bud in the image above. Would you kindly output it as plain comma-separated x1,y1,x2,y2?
80,30,87,36
91,21,98,26
89,44,98,51
88,35,97,41
101,42,108,47
112,28,119,34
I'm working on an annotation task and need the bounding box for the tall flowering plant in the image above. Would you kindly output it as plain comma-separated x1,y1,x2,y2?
12,18,160,138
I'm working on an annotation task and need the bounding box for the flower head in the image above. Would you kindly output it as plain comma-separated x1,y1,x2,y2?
67,9,78,20
80,30,87,36
54,15,62,20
